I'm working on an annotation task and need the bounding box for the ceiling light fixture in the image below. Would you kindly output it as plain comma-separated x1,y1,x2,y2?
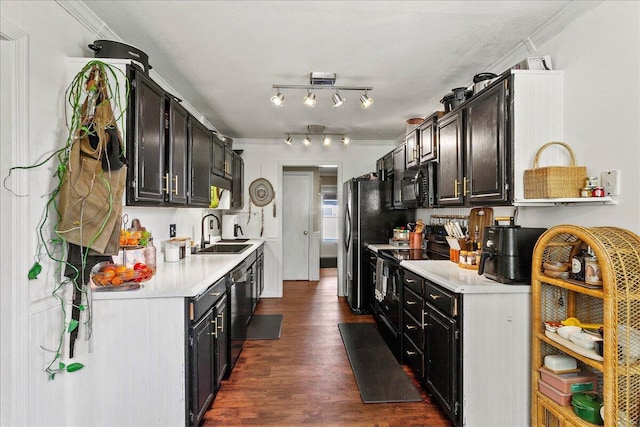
303,90,316,107
271,72,373,108
360,90,374,109
332,91,345,107
270,90,285,107
282,125,349,147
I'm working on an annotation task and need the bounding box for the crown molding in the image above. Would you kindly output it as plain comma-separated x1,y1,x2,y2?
488,1,602,73
56,0,120,40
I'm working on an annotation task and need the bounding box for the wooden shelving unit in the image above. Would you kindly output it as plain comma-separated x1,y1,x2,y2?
531,225,640,427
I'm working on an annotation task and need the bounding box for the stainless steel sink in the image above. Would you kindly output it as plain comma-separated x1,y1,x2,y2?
196,244,251,254
217,239,250,243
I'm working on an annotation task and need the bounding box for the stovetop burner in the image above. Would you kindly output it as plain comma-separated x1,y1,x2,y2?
379,248,436,263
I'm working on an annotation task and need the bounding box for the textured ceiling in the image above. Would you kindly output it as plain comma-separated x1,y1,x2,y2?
82,1,580,142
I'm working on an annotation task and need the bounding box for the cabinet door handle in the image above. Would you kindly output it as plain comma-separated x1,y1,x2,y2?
162,172,169,194
209,292,222,297
454,179,460,197
217,312,224,333
406,324,418,330
405,350,417,356
406,300,418,305
405,278,416,284
210,318,219,338
172,175,179,195
429,294,441,300
463,177,470,196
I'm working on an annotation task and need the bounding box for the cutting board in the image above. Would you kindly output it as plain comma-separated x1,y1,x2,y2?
468,207,494,244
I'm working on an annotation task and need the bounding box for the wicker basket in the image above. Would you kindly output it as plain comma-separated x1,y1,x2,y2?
524,142,586,199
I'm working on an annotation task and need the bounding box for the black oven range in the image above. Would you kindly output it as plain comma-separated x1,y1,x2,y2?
371,247,447,362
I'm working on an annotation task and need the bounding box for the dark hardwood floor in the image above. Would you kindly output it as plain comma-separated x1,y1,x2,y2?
204,268,453,426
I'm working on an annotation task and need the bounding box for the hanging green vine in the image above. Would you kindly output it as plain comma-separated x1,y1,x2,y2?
3,60,129,380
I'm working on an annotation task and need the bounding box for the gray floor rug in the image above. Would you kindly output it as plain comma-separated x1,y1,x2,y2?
338,322,423,403
246,314,283,340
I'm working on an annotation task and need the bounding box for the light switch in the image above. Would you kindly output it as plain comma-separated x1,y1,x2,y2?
601,170,620,196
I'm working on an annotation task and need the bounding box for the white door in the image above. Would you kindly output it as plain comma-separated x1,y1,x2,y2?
283,171,312,280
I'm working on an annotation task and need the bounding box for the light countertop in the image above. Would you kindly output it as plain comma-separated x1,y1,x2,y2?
91,240,264,300
368,243,531,295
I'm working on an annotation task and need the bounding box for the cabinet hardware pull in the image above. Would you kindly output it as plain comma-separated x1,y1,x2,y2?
429,294,441,300
406,350,417,356
211,318,218,338
406,278,416,284
463,177,470,196
209,292,222,296
162,172,169,193
406,300,418,305
217,313,224,332
406,325,417,330
172,175,178,195
454,179,460,197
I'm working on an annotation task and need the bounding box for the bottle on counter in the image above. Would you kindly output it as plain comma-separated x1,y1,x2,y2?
571,246,590,281
144,237,157,274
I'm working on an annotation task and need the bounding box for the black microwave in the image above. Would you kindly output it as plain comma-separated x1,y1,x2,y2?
401,165,434,208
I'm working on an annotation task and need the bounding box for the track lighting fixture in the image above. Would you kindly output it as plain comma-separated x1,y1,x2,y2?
332,91,345,107
360,90,374,109
282,125,349,147
303,91,316,107
271,72,373,108
270,90,285,107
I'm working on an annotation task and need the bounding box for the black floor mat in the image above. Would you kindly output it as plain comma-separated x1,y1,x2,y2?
338,322,422,403
246,314,283,340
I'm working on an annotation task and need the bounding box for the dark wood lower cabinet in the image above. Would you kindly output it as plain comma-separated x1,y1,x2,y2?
189,309,216,426
424,304,460,424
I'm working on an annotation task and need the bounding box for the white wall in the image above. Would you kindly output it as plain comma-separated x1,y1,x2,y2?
515,1,640,232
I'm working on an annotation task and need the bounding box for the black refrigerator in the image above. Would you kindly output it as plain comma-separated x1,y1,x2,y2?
343,178,415,313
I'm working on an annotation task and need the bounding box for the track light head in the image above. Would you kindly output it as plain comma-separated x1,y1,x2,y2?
322,135,331,146
270,90,285,107
332,91,345,107
360,91,374,109
303,135,311,146
303,91,316,107
341,136,350,145
284,135,292,145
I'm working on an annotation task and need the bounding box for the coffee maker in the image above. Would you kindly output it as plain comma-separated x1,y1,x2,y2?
478,217,546,284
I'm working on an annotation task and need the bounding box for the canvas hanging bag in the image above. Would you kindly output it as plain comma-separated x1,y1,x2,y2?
523,141,586,199
56,66,127,254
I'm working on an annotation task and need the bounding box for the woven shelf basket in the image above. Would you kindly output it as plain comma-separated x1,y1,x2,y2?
524,142,586,199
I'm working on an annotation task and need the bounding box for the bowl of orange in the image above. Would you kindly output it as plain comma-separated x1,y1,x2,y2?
91,261,151,287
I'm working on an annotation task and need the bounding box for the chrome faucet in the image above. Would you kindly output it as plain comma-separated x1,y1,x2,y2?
201,213,221,248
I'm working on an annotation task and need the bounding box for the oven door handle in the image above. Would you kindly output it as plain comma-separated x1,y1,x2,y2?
414,169,423,205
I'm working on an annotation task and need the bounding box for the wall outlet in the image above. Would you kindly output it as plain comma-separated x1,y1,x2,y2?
169,224,176,237
601,170,621,196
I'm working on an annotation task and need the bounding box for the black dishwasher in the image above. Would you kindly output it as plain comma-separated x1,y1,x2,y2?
227,260,252,375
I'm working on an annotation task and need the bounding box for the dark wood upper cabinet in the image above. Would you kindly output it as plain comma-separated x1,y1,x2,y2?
419,113,441,164
436,111,464,206
465,82,509,204
231,151,244,209
211,135,227,178
405,127,420,169
189,118,212,207
168,99,189,204
127,67,166,204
